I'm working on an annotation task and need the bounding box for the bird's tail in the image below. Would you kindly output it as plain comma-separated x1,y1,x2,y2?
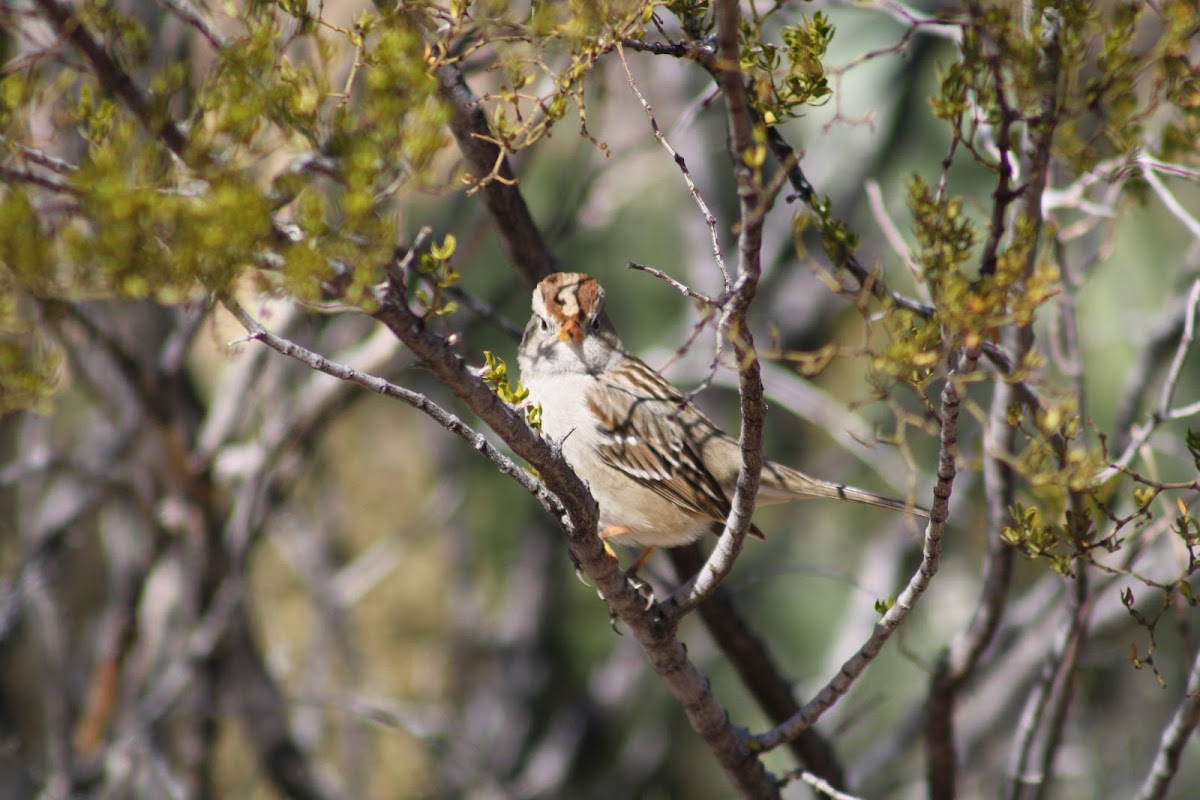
759,462,930,519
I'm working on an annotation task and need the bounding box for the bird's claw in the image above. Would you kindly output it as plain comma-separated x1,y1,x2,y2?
627,572,655,609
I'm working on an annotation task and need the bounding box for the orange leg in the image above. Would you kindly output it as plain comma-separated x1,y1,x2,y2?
599,525,631,559
626,545,658,579
600,527,656,607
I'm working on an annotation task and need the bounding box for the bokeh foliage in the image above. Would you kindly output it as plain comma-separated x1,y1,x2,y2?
2,0,1200,798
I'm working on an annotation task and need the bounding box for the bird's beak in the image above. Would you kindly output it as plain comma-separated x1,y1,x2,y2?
558,320,583,343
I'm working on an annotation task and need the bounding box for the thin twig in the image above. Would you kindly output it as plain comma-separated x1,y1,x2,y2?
783,769,866,800
762,126,936,317
1141,154,1200,241
1156,277,1200,420
617,43,729,286
154,0,227,50
0,137,77,173
444,285,525,340
220,294,553,510
627,261,717,305
0,163,74,193
1100,276,1200,480
1133,643,1200,800
749,351,967,752
664,0,769,621
864,178,921,282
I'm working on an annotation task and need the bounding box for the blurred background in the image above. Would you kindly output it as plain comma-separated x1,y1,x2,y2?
2,0,1199,798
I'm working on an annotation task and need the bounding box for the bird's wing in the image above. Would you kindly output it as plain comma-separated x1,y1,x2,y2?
586,358,739,528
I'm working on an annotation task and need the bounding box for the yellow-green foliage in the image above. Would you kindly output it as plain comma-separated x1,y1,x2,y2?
412,235,461,320
907,177,1059,352
0,262,63,415
932,0,1200,174
481,351,541,431
433,0,654,158
742,11,834,123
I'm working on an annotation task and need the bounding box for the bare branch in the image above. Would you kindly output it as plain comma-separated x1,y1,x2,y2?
27,561,72,799
617,43,728,286
1101,276,1200,479
790,769,866,800
627,261,717,305
1156,277,1200,421
0,136,77,173
1141,154,1200,241
435,63,559,287
219,294,557,516
668,545,849,791
1004,579,1091,800
864,178,921,283
666,0,771,618
1134,644,1200,800
750,351,966,753
0,163,74,194
154,0,227,50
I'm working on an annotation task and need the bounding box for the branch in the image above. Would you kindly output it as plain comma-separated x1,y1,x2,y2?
1004,576,1091,800
31,0,188,159
225,288,777,796
1155,276,1200,421
0,163,74,194
668,546,849,791
1134,643,1200,800
1100,275,1200,479
927,10,1065,790
220,609,337,800
617,43,728,286
1141,153,1200,241
368,282,780,798
26,556,73,798
869,0,965,41
155,0,227,50
750,351,966,753
666,0,769,618
435,63,558,287
0,136,77,173
219,294,559,517
762,125,936,317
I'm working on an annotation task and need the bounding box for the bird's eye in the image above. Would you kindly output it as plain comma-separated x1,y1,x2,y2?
540,318,549,332
589,317,600,331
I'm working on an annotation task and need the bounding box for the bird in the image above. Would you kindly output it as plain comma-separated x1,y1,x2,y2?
516,272,928,553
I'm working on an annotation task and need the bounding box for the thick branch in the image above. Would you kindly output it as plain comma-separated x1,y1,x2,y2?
669,546,848,791
435,64,559,287
368,284,778,798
